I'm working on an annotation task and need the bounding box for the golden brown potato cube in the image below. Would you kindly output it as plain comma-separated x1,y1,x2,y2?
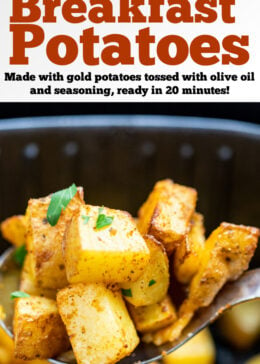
25,188,84,289
120,235,169,306
19,254,56,300
218,300,260,349
162,328,215,364
129,295,177,333
13,296,70,360
64,205,150,284
57,283,139,364
148,222,259,345
0,325,48,364
1,215,27,247
186,223,259,309
174,213,205,284
138,179,197,254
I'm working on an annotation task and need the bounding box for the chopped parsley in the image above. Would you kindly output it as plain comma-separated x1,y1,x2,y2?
121,288,132,297
13,245,27,267
95,206,114,230
148,279,156,287
82,215,90,225
47,184,77,226
11,291,30,300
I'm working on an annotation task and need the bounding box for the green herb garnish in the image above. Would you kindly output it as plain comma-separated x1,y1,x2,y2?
11,291,30,300
148,279,156,287
13,245,27,267
82,215,90,225
47,184,77,226
121,288,132,297
95,206,114,230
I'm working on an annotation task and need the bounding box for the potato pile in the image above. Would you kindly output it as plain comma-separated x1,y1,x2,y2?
1,179,259,364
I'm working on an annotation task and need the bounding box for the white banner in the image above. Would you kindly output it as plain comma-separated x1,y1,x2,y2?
0,0,259,102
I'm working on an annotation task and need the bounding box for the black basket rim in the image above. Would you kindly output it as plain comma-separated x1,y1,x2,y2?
0,115,259,138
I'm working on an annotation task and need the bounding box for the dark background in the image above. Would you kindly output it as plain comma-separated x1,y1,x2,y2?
0,102,259,123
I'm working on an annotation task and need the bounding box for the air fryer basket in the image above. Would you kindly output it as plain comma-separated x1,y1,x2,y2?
0,115,259,363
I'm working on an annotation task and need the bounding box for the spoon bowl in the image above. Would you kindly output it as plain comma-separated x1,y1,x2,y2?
1,248,259,364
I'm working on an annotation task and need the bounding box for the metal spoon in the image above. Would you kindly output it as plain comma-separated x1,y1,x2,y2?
0,248,259,364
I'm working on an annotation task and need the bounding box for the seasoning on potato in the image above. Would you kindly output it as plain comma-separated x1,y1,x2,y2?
120,235,169,307
13,296,70,360
146,222,259,345
57,283,139,364
25,186,84,289
19,254,57,300
174,212,205,284
1,215,27,247
64,204,150,284
128,295,177,333
138,179,197,254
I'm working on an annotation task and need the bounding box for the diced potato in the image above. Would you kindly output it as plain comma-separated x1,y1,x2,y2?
0,326,48,364
246,355,260,364
185,223,259,309
163,329,215,364
218,300,260,349
64,205,150,284
148,223,259,345
142,310,193,346
1,215,27,247
174,213,205,284
25,188,84,289
138,180,197,254
120,235,169,306
57,283,139,364
13,296,70,360
129,295,177,333
19,254,56,300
